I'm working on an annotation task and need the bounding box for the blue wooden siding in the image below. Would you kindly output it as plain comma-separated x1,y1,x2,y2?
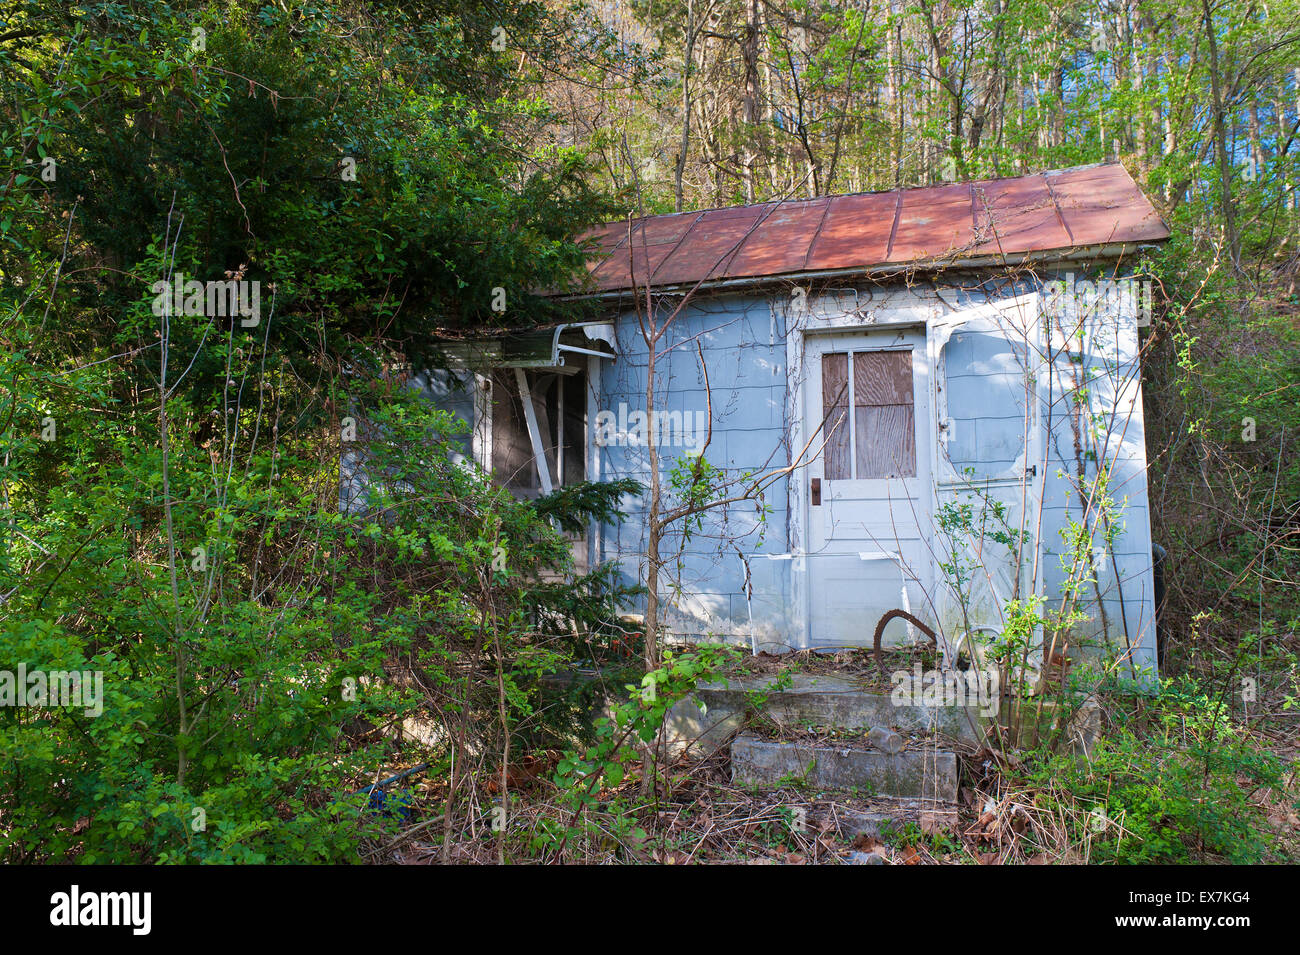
594,295,795,645
1035,271,1158,678
592,277,1157,677
417,274,1159,678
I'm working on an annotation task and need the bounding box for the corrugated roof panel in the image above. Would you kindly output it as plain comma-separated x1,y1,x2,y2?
577,164,1169,294
1048,166,1170,246
648,205,771,287
722,198,830,278
804,192,899,271
589,213,701,288
970,176,1070,255
583,220,636,281
890,190,980,262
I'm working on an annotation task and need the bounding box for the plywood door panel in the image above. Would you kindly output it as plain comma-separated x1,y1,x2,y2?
854,405,916,478
821,353,851,480
853,350,913,405
853,351,915,479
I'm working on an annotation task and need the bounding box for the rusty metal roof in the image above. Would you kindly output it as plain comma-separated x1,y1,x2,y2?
580,164,1169,294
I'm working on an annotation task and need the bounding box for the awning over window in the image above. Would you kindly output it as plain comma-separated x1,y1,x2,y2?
439,322,617,370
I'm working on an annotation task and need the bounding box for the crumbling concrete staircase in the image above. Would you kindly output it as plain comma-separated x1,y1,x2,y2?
666,673,988,804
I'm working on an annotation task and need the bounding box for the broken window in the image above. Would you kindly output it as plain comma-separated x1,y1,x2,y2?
821,349,915,480
938,330,1030,482
490,367,587,497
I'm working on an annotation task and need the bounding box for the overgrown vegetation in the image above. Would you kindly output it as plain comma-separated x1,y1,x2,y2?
1,0,1297,864
0,0,647,863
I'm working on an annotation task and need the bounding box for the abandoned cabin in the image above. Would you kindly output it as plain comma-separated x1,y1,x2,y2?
384,163,1171,680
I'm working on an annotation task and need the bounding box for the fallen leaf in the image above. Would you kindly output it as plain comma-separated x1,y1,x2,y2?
920,811,950,834
852,833,881,851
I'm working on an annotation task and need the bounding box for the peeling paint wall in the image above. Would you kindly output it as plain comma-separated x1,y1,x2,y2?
595,294,794,647
416,271,1158,680
590,273,1157,679
1035,271,1158,679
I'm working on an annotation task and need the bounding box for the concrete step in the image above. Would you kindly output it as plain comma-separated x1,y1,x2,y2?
810,801,959,841
730,732,959,801
665,672,987,757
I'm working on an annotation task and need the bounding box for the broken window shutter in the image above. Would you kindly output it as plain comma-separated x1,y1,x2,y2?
853,350,916,479
821,352,850,480
514,368,553,495
490,370,535,491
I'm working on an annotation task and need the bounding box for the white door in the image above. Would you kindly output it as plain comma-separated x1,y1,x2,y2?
804,327,932,648
930,294,1044,670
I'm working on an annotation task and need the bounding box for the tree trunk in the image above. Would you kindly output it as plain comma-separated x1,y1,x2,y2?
1200,0,1240,267
675,0,696,212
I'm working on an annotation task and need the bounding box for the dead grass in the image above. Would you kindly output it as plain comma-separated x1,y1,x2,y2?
725,644,942,691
